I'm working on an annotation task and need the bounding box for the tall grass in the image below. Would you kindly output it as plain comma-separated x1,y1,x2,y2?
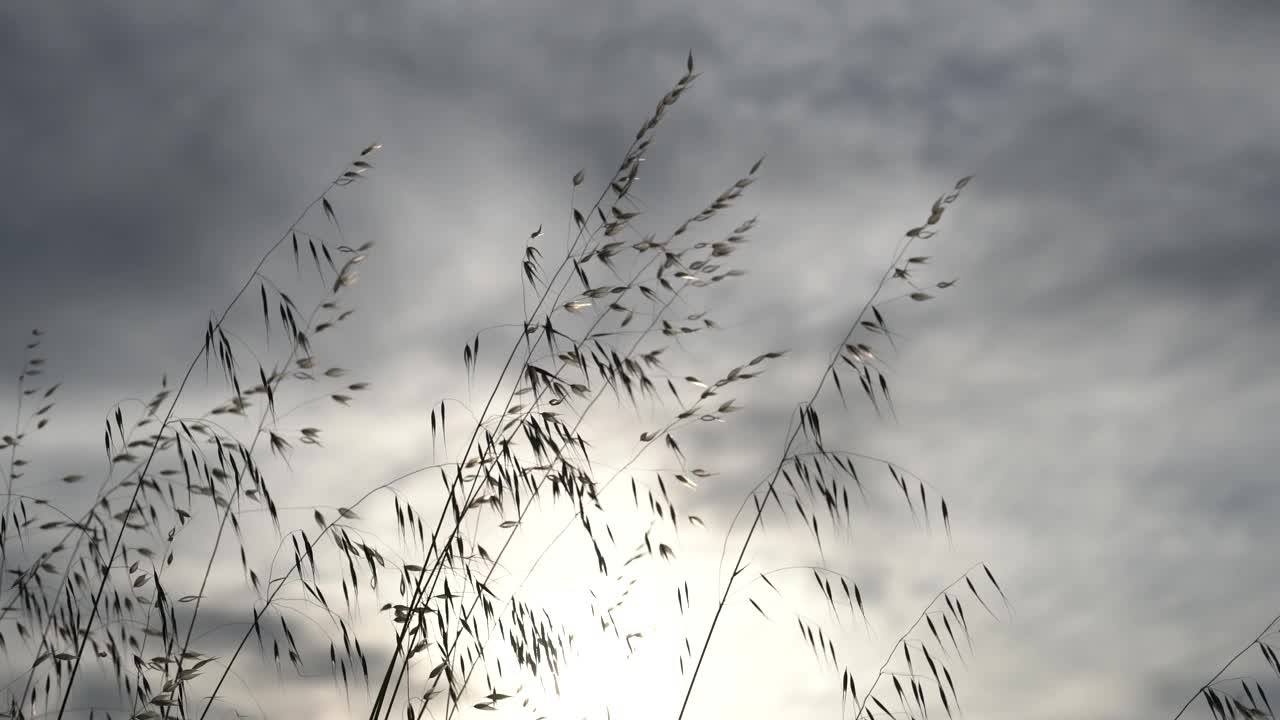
1173,612,1280,720
0,55,1046,720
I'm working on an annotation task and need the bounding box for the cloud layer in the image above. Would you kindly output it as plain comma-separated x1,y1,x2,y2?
2,2,1278,719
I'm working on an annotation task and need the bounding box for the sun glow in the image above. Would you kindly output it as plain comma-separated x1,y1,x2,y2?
503,562,687,720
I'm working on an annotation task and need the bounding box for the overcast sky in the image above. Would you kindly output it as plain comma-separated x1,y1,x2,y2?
2,2,1279,720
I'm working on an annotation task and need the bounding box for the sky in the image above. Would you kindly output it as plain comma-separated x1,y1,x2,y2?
2,1,1279,720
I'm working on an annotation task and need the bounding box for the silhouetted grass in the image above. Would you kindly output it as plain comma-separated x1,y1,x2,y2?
0,55,1021,720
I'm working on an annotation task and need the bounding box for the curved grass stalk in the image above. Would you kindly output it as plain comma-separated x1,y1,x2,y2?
54,156,369,719
677,179,973,720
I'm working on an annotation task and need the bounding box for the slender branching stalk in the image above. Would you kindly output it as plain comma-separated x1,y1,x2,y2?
1174,611,1280,720
678,175,978,720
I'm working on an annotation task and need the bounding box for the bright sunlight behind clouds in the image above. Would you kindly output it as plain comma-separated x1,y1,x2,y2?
2,2,1279,720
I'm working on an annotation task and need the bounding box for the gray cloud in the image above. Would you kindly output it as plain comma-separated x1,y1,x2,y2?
2,1,1278,720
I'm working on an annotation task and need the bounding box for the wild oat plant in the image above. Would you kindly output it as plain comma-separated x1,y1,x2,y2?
1169,613,1280,720
0,55,1027,720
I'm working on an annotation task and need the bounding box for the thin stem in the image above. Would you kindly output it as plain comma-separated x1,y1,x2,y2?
1170,611,1280,720
366,127,648,720
195,461,453,720
677,194,949,720
55,176,341,720
163,297,329,720
409,160,747,720
1,346,30,579
375,69,717,716
442,260,715,717
848,566,980,720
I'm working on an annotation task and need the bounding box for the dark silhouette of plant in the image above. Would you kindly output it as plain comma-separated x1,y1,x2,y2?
0,55,1001,720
